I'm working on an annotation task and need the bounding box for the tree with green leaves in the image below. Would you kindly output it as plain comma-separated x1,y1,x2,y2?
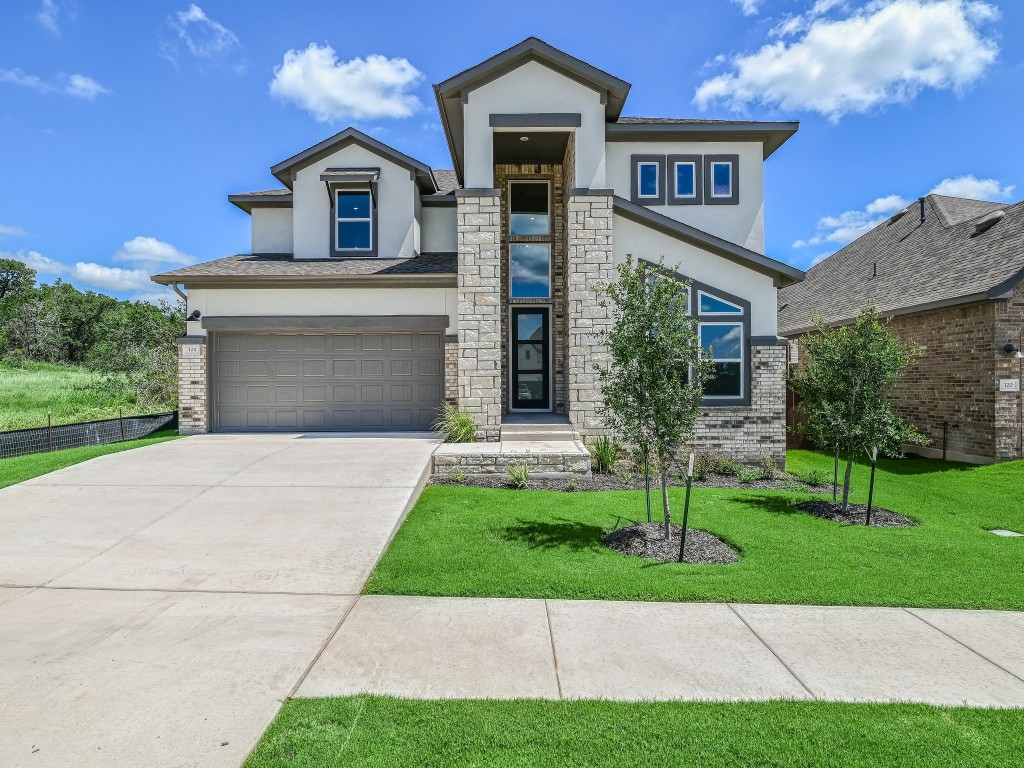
598,255,713,540
792,303,926,515
0,258,36,302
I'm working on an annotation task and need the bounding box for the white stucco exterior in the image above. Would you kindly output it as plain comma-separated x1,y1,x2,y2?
461,61,607,188
605,141,766,254
613,213,778,336
421,206,457,252
251,207,294,254
291,143,419,260
186,286,458,335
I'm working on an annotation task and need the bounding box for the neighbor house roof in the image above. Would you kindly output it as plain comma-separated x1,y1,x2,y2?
778,194,1024,336
607,118,799,159
227,189,292,212
269,127,438,193
151,253,457,288
613,197,805,286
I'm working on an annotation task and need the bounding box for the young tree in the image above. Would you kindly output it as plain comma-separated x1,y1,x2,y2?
598,255,713,540
792,303,925,515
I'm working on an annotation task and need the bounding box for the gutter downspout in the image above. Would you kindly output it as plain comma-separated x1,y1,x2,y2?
170,282,187,302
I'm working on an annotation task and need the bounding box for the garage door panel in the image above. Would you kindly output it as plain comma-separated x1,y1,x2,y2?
213,331,443,432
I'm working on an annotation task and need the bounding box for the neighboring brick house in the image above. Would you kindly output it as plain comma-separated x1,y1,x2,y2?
152,38,804,463
779,194,1024,464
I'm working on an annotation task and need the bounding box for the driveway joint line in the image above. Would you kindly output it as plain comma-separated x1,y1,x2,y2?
543,599,565,700
2,583,359,597
727,603,818,700
288,594,363,699
902,607,1024,686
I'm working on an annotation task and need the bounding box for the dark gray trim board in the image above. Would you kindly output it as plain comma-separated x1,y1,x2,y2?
630,155,666,206
154,275,458,289
201,315,450,333
606,121,800,159
320,167,380,183
421,195,457,207
489,113,582,128
613,196,805,284
455,188,502,197
271,127,437,193
570,188,615,197
175,335,208,345
750,336,790,346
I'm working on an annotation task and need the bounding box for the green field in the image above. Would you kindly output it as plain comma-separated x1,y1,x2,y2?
0,361,140,431
365,451,1024,610
244,696,1024,767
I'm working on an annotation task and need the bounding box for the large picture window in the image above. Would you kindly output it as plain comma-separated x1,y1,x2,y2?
699,322,743,398
335,190,373,253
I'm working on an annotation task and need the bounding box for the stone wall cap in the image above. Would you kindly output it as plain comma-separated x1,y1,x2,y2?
455,188,502,197
176,335,207,345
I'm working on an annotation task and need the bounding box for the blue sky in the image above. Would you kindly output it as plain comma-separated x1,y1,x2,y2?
1,0,1021,301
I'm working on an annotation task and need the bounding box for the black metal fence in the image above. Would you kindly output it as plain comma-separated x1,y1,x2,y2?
0,412,178,460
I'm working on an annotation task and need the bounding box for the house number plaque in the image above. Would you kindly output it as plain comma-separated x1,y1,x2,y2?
182,344,201,358
999,379,1021,393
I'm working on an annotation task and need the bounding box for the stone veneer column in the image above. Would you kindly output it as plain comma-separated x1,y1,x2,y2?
456,189,502,441
176,336,208,434
566,190,614,438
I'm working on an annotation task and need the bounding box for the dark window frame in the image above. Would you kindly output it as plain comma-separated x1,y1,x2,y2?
630,154,666,205
667,154,704,206
330,183,379,257
703,154,740,206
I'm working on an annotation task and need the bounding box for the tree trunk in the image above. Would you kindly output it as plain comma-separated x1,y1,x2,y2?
841,455,854,515
662,469,671,541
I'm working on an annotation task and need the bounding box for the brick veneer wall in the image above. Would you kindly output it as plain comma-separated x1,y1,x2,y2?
456,189,502,441
566,191,614,438
493,163,567,413
696,343,787,465
443,335,458,404
994,279,1024,459
176,337,208,434
888,302,997,461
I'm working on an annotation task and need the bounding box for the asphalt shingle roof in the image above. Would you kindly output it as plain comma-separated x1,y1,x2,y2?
778,194,1024,335
153,252,456,282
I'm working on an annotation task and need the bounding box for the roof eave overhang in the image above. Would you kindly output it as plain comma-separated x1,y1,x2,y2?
227,194,293,213
605,122,800,159
612,196,805,285
151,273,457,289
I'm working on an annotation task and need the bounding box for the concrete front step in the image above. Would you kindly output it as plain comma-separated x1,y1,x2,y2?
432,440,592,477
499,423,580,442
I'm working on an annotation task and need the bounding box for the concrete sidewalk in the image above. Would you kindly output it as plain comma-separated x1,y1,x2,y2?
297,595,1024,708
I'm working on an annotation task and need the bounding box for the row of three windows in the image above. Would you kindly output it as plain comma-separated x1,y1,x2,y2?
632,154,739,207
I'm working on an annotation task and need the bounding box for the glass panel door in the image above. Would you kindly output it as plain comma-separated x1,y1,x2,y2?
511,307,550,410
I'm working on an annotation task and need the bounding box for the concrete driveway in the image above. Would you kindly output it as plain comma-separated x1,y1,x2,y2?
0,433,436,768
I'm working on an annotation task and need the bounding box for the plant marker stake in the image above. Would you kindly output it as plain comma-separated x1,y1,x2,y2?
833,445,839,502
119,408,125,442
866,446,878,526
47,411,53,453
678,452,694,563
644,451,652,524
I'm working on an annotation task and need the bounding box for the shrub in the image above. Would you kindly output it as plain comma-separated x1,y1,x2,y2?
432,403,477,443
446,468,467,484
737,468,760,484
695,451,742,478
759,454,782,481
506,460,530,489
566,475,580,492
587,435,622,473
797,467,831,487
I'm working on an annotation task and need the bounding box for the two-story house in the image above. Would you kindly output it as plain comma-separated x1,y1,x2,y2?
153,38,804,463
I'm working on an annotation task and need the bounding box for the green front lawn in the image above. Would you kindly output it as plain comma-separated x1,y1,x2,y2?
0,429,180,489
365,452,1024,609
245,696,1024,767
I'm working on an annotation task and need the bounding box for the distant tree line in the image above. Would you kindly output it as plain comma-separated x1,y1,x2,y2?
0,258,183,408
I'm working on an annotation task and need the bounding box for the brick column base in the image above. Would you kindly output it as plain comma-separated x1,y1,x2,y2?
176,336,208,434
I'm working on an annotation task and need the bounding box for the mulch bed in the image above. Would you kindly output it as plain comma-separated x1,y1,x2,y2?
431,472,828,493
792,500,916,527
603,523,740,564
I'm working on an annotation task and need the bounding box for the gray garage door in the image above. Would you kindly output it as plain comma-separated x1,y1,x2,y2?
212,332,444,432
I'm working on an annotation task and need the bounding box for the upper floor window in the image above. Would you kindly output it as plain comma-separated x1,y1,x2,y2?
630,155,666,205
668,154,703,206
698,291,743,314
335,190,374,254
510,181,550,236
703,154,739,205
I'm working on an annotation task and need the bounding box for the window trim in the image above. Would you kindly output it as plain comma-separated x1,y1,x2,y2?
703,154,739,205
668,154,703,206
630,154,666,205
697,290,743,315
330,183,378,257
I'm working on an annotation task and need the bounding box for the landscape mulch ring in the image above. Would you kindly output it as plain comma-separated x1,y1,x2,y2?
604,523,740,564
431,472,828,493
793,500,916,528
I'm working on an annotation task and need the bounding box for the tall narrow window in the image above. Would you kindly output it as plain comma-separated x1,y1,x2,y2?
710,162,732,198
509,181,549,235
703,154,739,205
638,163,659,198
336,190,372,252
675,162,696,198
631,155,666,205
700,323,743,398
510,244,551,299
508,180,552,299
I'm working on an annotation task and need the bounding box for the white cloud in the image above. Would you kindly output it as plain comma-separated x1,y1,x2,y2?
162,4,241,64
113,236,194,271
0,223,29,237
0,68,110,99
929,174,1015,200
6,249,66,275
270,44,423,122
64,74,110,99
695,1,1000,121
731,0,763,15
36,0,73,36
70,262,153,292
794,194,909,248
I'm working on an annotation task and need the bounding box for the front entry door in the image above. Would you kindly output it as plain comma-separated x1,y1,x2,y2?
511,307,550,410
